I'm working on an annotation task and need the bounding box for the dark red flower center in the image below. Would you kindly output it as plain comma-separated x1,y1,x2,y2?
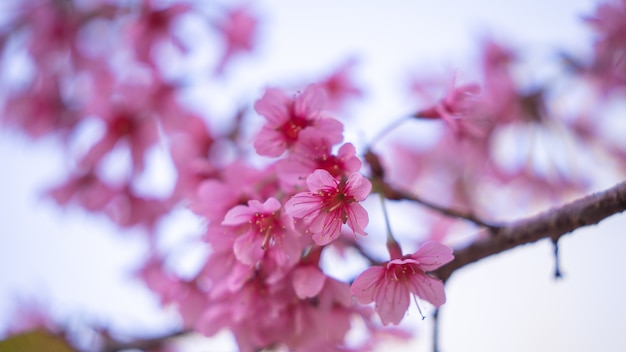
316,154,343,178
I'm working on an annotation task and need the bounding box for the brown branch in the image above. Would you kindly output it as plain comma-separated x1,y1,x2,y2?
433,181,626,282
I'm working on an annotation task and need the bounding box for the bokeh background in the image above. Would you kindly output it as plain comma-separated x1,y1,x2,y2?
2,0,626,351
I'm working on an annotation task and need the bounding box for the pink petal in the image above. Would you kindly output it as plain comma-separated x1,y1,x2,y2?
47,182,77,206
292,265,327,299
285,193,321,219
375,278,411,325
350,266,384,304
80,133,118,169
411,241,455,271
259,197,282,212
337,143,362,172
345,203,369,236
222,204,253,225
254,127,287,157
294,84,325,117
310,212,342,245
346,172,372,200
407,272,446,307
312,117,344,146
233,232,264,265
254,88,290,125
306,169,338,192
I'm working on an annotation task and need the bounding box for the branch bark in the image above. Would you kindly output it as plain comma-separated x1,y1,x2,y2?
433,181,626,282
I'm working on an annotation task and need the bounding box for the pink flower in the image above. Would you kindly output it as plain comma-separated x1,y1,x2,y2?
584,0,626,92
285,169,371,245
350,241,454,325
222,197,302,267
253,84,343,157
316,58,363,111
80,83,161,176
214,6,258,74
276,128,362,189
190,162,276,222
2,72,82,139
46,170,118,212
104,185,170,232
126,0,190,66
414,77,487,139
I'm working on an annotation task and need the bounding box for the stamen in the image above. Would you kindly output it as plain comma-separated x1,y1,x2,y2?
261,226,272,250
327,201,343,213
413,295,426,320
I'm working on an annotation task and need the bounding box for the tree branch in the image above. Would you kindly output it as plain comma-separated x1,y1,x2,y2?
433,181,626,282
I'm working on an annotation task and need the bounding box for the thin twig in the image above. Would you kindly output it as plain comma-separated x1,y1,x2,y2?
378,180,501,231
432,308,441,352
366,116,411,149
365,149,500,231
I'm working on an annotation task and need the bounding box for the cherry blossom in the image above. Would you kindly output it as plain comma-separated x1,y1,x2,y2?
584,0,626,92
285,169,371,245
79,84,161,175
222,197,303,267
46,170,118,212
253,84,343,157
350,241,454,325
2,72,82,139
316,59,363,111
276,128,362,189
214,6,258,74
5,0,624,350
414,78,487,140
126,0,191,67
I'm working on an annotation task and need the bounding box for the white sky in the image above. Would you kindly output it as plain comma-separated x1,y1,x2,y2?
2,0,626,351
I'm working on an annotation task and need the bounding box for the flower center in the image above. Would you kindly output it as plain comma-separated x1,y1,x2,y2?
110,113,135,136
278,105,311,143
387,262,419,282
316,154,343,177
253,212,278,250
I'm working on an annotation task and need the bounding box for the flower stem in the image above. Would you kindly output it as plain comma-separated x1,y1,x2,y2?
367,115,410,148
380,193,402,259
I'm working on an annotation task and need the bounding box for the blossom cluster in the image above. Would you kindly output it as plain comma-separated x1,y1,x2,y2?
0,1,453,349
182,83,453,350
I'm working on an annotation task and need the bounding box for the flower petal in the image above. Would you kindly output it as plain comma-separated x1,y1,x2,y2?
346,172,372,200
375,277,410,325
407,272,446,307
310,212,342,245
306,169,338,192
294,84,325,117
292,265,327,299
285,193,321,219
350,266,384,304
345,203,368,236
222,204,253,225
411,241,454,271
254,88,290,125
